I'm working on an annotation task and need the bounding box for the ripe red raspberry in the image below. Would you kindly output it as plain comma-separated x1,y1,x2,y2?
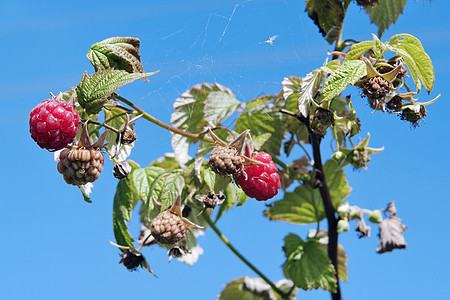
237,152,281,201
29,97,80,151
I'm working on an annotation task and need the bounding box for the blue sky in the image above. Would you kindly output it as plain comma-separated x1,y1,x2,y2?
1,0,449,299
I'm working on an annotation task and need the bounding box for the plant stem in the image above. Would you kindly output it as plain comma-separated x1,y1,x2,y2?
310,134,341,300
202,214,288,299
280,109,341,300
334,0,352,53
113,94,212,143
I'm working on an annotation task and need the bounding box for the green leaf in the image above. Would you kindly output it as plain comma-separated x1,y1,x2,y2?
87,37,145,74
202,168,217,191
282,76,302,108
252,133,272,151
214,172,231,192
371,33,386,59
283,234,337,292
282,81,310,145
204,90,242,126
390,46,422,91
265,182,322,224
322,60,367,101
62,89,102,144
149,154,181,172
313,230,348,282
148,172,185,211
131,166,165,201
264,160,351,224
365,0,407,38
344,41,373,62
282,68,327,118
236,186,248,206
323,59,341,73
329,95,348,112
76,69,155,114
218,277,298,300
234,101,284,156
325,160,352,207
245,95,274,110
194,141,214,180
337,244,348,282
388,33,435,92
132,166,165,227
298,68,327,117
218,278,267,300
305,0,345,44
112,178,136,251
215,182,239,222
170,83,236,166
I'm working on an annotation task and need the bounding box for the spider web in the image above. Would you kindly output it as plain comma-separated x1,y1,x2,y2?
132,0,326,129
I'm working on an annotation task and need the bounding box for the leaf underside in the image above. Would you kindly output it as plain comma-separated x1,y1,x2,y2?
87,36,145,75
305,0,345,44
366,0,407,38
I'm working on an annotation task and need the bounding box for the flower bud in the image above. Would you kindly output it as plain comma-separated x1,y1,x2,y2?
332,151,346,165
337,202,350,219
369,209,383,224
337,219,350,233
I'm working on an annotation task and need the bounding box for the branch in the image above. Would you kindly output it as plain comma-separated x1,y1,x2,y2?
310,133,341,300
281,109,341,300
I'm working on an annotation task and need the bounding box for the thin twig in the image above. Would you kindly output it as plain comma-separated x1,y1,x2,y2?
113,93,213,143
202,214,289,299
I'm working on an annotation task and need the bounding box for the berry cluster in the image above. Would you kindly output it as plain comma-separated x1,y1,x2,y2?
208,129,281,201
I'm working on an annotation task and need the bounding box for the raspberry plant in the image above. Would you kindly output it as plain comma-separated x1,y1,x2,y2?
30,1,439,299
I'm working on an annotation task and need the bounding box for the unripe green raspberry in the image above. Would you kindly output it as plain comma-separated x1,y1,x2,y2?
57,147,104,185
209,146,244,177
150,210,186,245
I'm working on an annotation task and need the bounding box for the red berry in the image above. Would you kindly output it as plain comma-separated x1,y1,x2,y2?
237,152,281,201
29,98,80,151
